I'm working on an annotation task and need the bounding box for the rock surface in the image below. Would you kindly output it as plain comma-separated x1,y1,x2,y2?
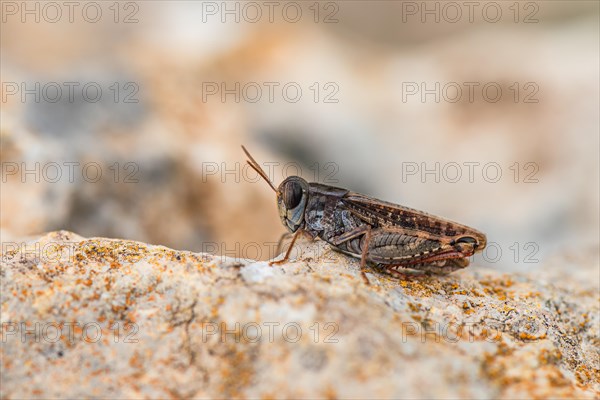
1,231,598,399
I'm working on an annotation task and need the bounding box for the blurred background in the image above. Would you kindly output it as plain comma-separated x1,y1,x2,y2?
1,1,598,272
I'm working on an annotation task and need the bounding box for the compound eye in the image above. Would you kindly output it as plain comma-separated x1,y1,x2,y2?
283,181,303,209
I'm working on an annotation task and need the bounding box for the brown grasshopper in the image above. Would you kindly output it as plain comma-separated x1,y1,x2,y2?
242,146,487,281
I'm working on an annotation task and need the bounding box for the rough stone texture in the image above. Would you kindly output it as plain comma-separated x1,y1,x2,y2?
1,231,598,399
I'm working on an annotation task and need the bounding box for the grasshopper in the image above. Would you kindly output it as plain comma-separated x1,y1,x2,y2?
242,146,487,281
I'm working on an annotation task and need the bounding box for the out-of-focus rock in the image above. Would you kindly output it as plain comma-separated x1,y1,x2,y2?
1,231,598,399
2,4,598,270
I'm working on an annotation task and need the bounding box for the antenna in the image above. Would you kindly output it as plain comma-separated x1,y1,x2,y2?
241,145,277,192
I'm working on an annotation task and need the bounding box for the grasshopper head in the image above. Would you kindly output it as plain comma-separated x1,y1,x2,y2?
276,176,309,232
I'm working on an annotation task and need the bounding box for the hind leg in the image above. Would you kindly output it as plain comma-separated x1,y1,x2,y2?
359,226,372,284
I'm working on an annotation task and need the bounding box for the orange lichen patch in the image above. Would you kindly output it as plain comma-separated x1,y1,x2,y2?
575,364,600,386
390,277,439,297
479,327,503,342
103,277,113,291
462,302,475,315
0,248,19,259
126,312,137,322
339,273,355,280
520,291,542,299
501,304,516,313
478,338,595,399
218,345,256,398
479,277,514,288
111,304,127,315
538,348,562,366
478,277,524,302
69,238,155,268
128,352,145,379
411,314,422,322
545,367,573,388
480,348,516,385
483,286,509,301
209,297,226,319
518,331,547,341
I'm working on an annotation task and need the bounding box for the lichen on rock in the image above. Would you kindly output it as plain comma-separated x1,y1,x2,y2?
1,231,598,399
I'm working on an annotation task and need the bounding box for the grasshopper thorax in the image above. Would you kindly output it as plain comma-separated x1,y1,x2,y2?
277,176,309,233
